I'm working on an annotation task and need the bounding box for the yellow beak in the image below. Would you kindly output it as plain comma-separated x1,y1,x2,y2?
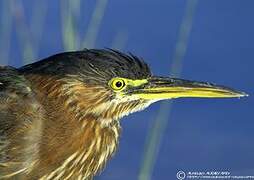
131,77,248,100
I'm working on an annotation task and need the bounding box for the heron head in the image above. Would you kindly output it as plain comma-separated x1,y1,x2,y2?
22,49,247,122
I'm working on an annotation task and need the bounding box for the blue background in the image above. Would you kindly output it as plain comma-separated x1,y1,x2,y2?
0,0,253,179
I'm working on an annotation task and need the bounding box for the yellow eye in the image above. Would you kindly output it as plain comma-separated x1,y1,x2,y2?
110,78,126,91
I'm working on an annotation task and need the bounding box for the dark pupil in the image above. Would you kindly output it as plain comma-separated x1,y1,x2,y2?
115,81,123,88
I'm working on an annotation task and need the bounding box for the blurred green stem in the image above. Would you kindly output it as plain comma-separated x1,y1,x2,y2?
111,31,128,50
0,1,12,65
61,0,80,51
82,0,108,49
138,1,198,180
11,0,35,64
30,0,48,58
12,0,47,64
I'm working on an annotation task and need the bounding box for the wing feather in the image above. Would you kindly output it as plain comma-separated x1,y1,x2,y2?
0,66,43,177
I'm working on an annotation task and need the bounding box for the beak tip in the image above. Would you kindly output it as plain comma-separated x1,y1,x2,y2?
242,93,249,97
236,91,249,97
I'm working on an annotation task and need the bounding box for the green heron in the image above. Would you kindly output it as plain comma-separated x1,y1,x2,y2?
0,49,247,179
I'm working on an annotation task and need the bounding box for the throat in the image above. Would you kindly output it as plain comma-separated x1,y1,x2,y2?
67,116,122,178
40,114,121,179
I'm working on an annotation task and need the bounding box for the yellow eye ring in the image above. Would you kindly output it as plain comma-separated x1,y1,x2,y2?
109,78,126,91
